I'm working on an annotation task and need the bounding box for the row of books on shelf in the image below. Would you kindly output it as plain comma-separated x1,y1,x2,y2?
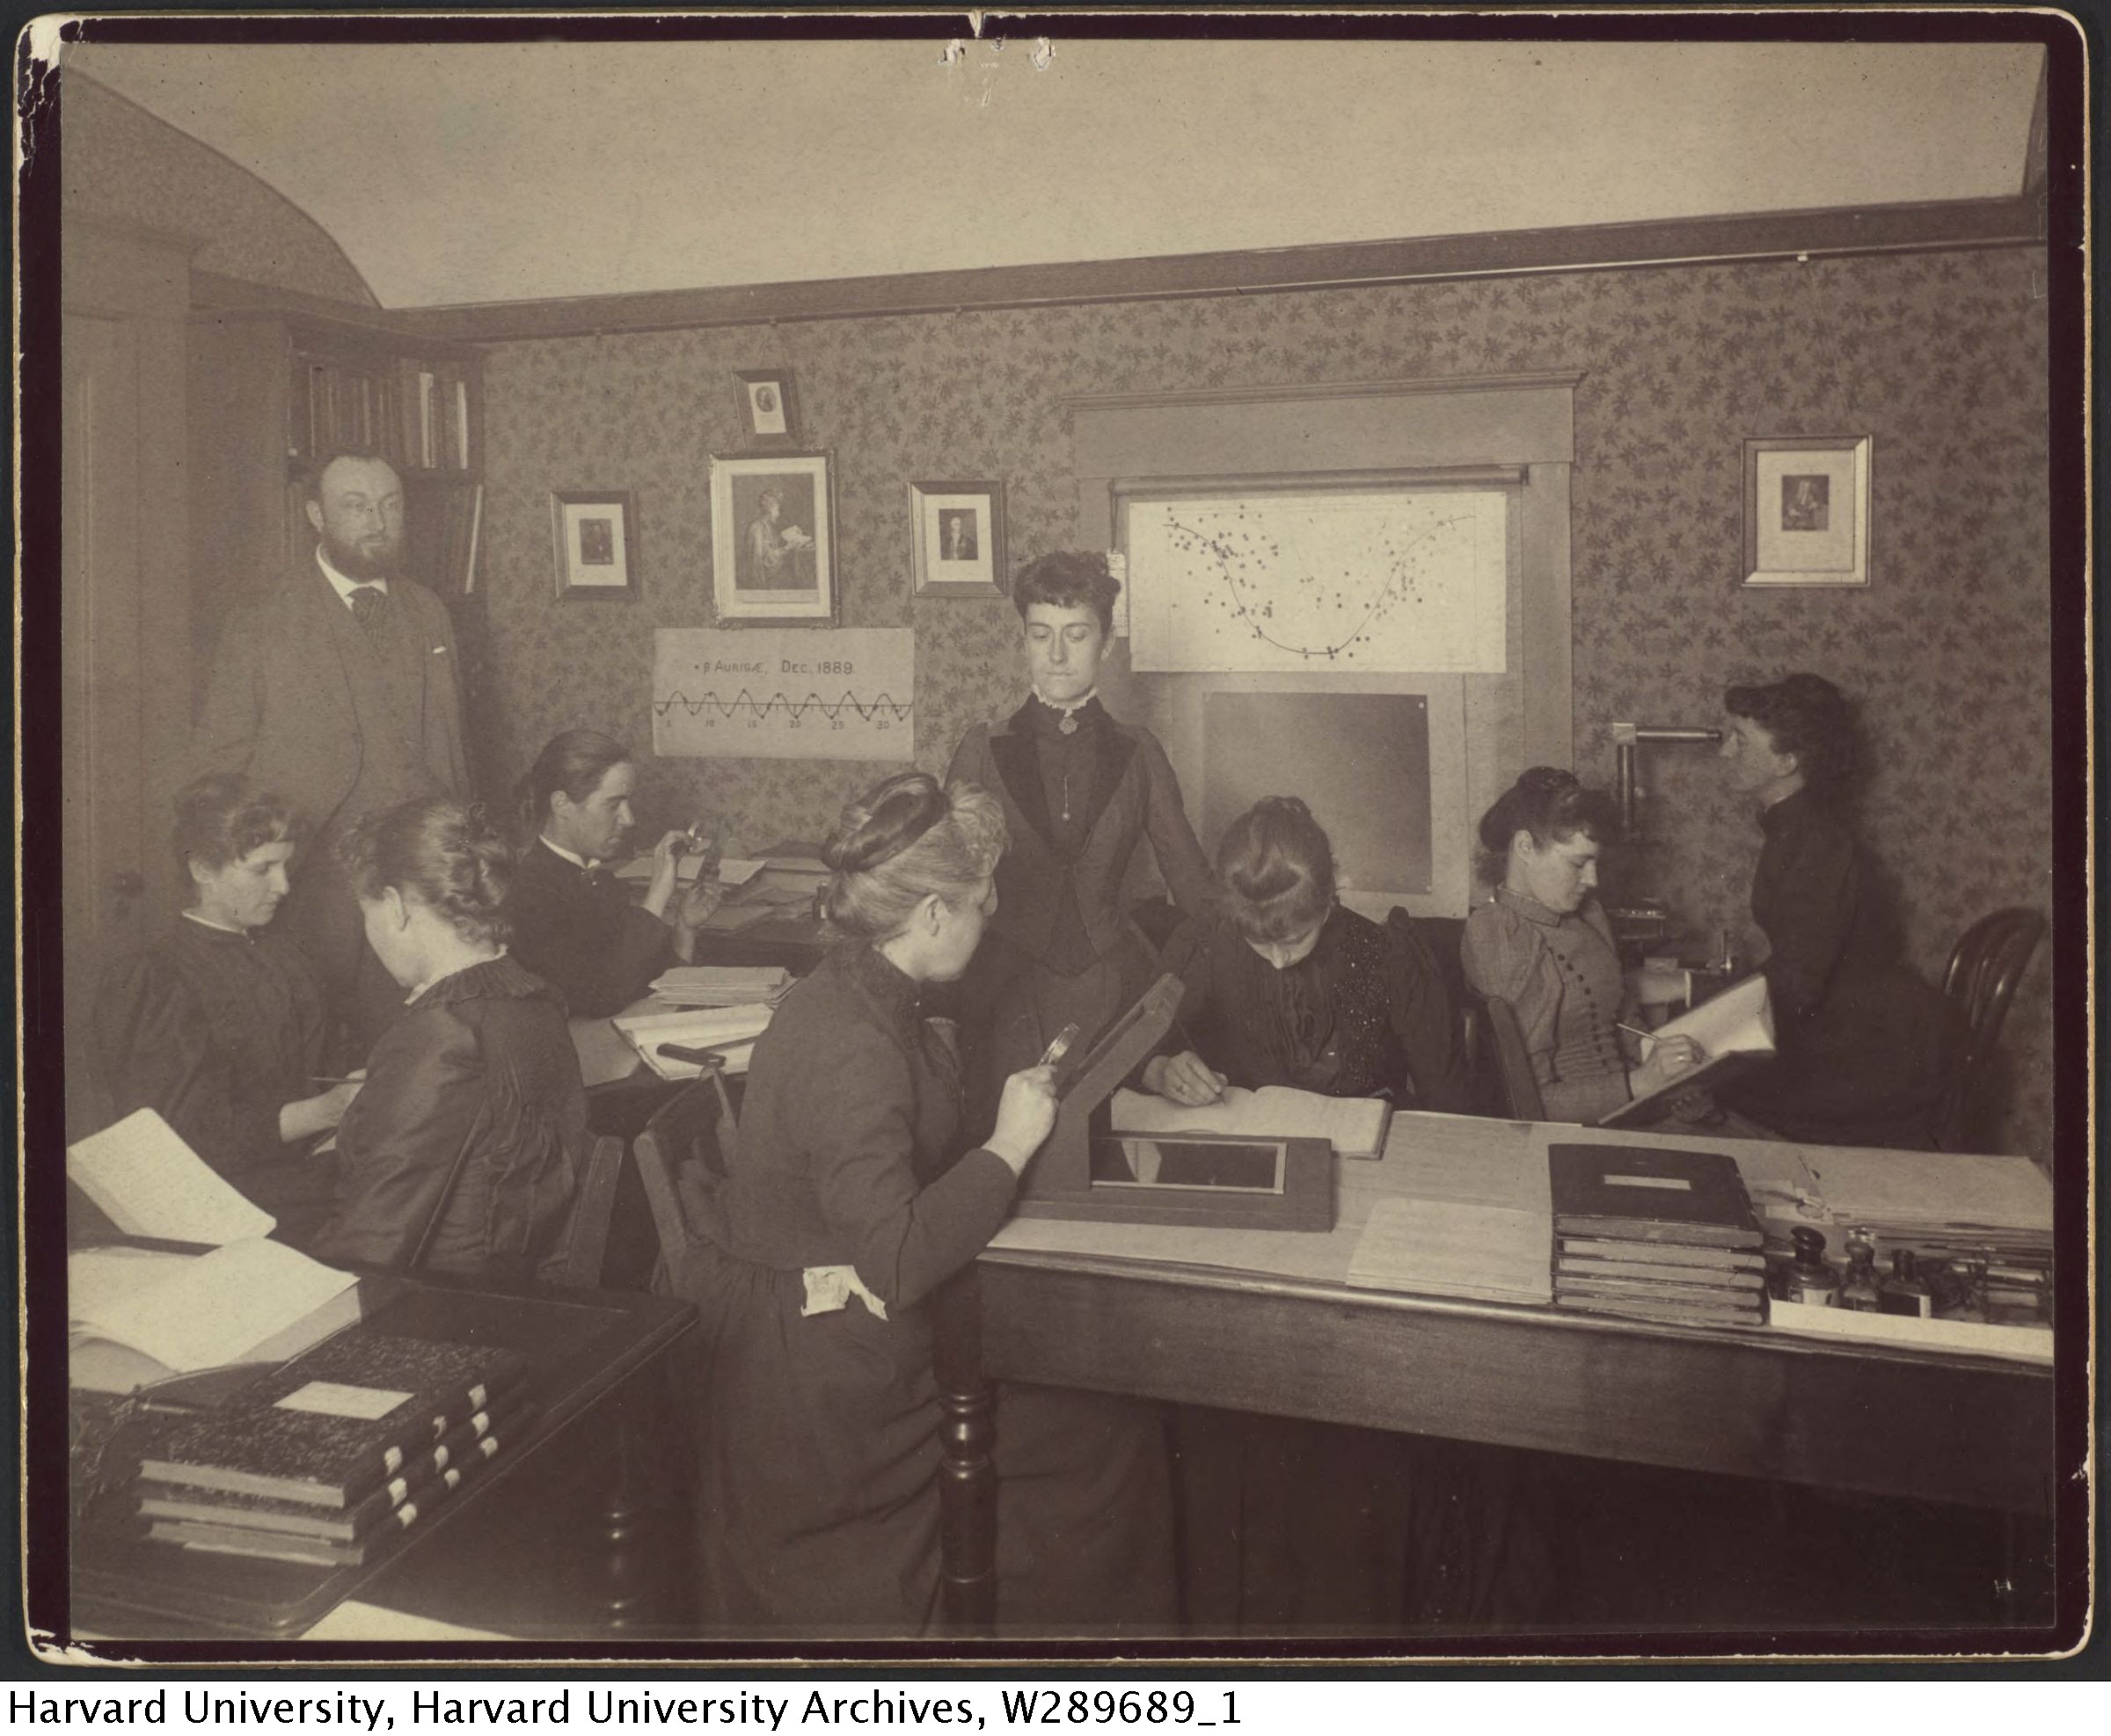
291,354,478,474
405,480,486,598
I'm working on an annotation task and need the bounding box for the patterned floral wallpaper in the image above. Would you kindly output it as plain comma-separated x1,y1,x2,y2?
64,75,375,303
475,246,2056,1158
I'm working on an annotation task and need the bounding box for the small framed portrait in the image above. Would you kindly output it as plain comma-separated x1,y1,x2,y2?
1742,436,1872,587
551,491,639,599
710,450,837,624
909,480,1008,599
734,369,800,445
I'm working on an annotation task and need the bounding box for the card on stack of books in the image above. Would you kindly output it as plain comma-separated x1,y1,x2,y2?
1546,1142,1766,1328
122,1332,531,1568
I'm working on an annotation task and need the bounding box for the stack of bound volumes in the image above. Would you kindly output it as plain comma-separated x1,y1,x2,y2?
1546,1143,1767,1327
122,1334,530,1568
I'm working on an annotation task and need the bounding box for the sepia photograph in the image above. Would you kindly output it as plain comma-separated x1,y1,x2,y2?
910,478,1007,598
551,490,639,598
17,11,2091,1681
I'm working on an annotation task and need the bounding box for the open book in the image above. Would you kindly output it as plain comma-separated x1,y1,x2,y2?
612,1002,777,1080
1596,972,1776,1129
66,1110,365,1391
1109,1085,1391,1161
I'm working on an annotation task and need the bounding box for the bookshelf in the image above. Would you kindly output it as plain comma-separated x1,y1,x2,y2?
187,299,492,789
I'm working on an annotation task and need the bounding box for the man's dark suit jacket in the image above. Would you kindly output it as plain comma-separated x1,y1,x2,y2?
194,556,470,834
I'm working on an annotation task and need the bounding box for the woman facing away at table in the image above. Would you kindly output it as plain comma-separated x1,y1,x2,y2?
1462,768,1703,1123
94,773,360,1247
508,727,724,1019
676,771,1177,1637
1137,796,1550,1630
942,550,1215,1134
1712,674,1960,1150
308,796,585,1279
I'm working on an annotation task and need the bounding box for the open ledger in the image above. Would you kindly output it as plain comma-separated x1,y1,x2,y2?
1109,1085,1391,1161
67,1109,365,1391
1596,972,1776,1128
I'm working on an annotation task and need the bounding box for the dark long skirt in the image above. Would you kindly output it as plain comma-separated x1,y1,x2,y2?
682,1239,1177,1638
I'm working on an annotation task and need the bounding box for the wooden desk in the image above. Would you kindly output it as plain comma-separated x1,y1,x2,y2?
971,1115,2054,1516
62,1275,696,1644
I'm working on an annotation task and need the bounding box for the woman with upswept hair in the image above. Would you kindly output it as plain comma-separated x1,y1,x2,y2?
680,771,1174,1636
309,797,585,1278
1713,674,1959,1149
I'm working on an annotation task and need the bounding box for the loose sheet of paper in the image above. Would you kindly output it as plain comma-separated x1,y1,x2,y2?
71,1237,357,1373
67,1109,276,1245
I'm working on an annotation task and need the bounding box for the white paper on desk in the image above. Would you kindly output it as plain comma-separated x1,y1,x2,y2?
613,854,768,886
67,1109,275,1245
613,1002,775,1080
1348,1197,1552,1304
1111,1085,1389,1159
1801,1149,2053,1232
67,1245,198,1322
70,1237,357,1373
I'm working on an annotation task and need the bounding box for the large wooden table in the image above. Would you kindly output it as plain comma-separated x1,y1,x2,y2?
957,1114,2051,1578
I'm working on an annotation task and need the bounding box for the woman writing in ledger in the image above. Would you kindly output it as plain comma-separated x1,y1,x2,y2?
94,773,357,1245
1141,795,1469,1114
509,727,723,1018
1462,768,1701,1122
1713,674,1958,1149
310,797,584,1278
943,550,1214,1131
1139,795,1547,1630
679,772,1174,1634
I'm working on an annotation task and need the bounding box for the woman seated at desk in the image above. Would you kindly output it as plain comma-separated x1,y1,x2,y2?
310,797,583,1279
1462,768,1701,1123
509,728,723,1018
676,771,1175,1636
1713,674,1959,1150
94,773,359,1246
943,550,1214,1131
1137,795,1538,1630
1138,795,1470,1114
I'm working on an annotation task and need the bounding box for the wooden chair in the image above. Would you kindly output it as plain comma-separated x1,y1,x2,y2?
1389,908,1500,1116
631,1066,741,1280
1940,908,2046,1150
1482,994,1548,1123
550,1134,627,1289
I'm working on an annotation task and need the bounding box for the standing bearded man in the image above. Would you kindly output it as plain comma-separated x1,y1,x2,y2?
194,448,471,1054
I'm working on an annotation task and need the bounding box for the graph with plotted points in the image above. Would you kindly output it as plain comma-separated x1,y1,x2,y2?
653,628,916,762
1126,488,1508,675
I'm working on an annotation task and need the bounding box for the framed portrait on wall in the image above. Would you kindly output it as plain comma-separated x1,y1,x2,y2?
1742,435,1872,587
734,368,800,444
710,450,837,624
909,479,1007,598
551,490,639,599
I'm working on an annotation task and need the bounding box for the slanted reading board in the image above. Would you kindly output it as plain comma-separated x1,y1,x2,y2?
1015,974,1333,1231
1596,973,1776,1129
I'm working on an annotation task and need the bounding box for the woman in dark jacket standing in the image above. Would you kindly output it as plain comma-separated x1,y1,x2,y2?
310,797,584,1279
1714,674,1959,1149
681,772,1175,1637
944,551,1214,1132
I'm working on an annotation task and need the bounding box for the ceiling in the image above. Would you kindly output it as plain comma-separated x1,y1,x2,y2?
66,35,2044,311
